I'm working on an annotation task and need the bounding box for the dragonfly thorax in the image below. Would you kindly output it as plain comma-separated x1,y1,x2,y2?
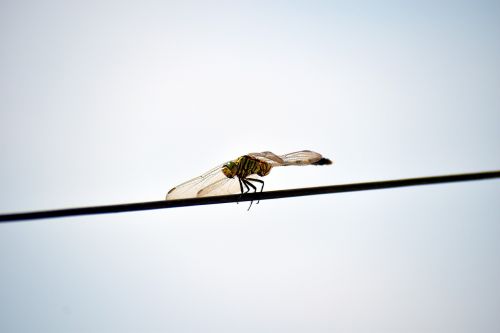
255,161,272,177
222,156,272,179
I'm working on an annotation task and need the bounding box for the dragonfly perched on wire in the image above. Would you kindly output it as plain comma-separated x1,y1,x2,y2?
165,150,333,209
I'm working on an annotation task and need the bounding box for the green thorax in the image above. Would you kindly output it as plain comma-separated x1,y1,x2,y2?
234,155,272,178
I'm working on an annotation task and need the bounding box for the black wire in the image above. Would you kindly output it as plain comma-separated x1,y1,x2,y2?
0,170,499,223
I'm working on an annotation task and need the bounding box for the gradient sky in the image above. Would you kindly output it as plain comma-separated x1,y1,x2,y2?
1,1,500,332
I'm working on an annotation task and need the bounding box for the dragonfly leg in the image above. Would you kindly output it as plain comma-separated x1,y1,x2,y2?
237,177,244,204
238,176,252,204
242,178,257,210
246,178,264,204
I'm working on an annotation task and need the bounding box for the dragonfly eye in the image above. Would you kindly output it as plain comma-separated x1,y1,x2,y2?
222,161,237,178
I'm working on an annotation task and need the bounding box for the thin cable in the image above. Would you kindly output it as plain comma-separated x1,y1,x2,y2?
0,170,499,223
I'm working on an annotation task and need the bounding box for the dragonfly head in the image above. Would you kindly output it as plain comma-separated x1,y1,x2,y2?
222,161,238,178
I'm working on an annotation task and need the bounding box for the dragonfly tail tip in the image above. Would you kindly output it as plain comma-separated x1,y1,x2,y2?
313,157,333,165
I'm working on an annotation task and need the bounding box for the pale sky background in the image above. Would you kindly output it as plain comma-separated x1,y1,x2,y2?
1,1,500,332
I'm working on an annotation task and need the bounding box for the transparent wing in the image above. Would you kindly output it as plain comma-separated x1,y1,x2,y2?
278,150,324,165
248,151,285,166
166,164,232,200
249,150,327,166
197,175,241,197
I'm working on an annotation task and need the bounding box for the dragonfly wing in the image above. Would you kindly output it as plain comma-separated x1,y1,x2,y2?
278,150,326,166
248,151,285,166
250,150,327,166
166,164,227,200
197,176,241,197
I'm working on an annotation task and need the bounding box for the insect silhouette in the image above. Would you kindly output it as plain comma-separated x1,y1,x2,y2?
166,150,333,210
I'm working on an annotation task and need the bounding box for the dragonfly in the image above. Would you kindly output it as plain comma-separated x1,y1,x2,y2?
165,150,333,209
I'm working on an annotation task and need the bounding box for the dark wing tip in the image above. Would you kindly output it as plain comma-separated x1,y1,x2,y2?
312,157,333,166
166,187,177,199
